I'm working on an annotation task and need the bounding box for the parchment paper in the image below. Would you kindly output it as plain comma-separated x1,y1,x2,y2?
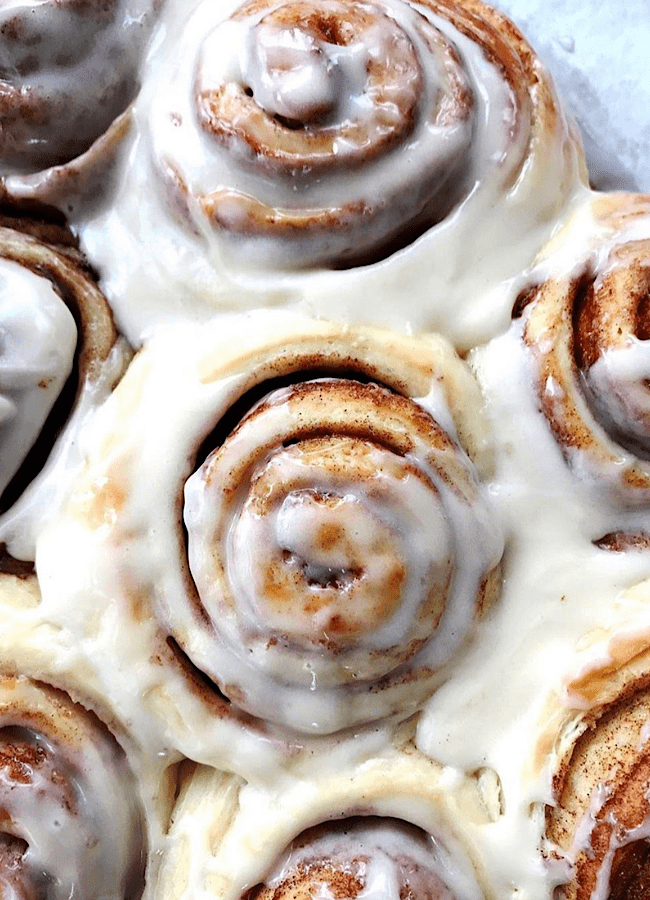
494,0,650,192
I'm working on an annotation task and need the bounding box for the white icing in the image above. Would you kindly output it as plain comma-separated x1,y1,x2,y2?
155,0,475,268
415,313,650,898
0,5,648,900
0,337,129,561
0,259,76,499
182,375,501,732
586,339,650,453
28,315,501,739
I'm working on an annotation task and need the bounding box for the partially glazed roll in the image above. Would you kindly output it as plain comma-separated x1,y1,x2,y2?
517,194,650,505
35,313,502,750
540,592,650,900
77,0,586,347
0,674,146,900
0,226,126,555
0,0,160,207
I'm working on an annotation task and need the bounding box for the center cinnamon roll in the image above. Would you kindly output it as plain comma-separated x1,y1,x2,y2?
175,351,502,733
37,314,502,742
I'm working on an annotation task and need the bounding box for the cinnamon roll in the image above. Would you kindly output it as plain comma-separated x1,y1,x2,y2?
35,313,502,746
0,225,126,557
539,594,650,900
159,740,487,900
0,674,146,900
518,193,650,505
77,0,586,347
0,0,160,208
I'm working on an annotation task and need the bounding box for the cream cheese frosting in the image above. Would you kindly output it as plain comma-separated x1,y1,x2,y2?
0,675,146,900
30,313,502,753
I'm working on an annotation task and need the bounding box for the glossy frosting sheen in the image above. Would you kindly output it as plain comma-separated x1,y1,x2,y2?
245,817,478,900
0,3,649,900
0,259,76,498
0,676,145,900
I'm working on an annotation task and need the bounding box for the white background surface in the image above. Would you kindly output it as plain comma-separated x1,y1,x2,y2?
493,0,650,193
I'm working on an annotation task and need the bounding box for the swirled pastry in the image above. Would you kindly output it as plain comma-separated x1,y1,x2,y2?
77,0,586,347
159,0,481,268
0,226,126,556
0,674,146,900
519,194,650,505
159,741,487,900
35,312,502,745
538,595,650,900
0,0,160,207
182,375,500,733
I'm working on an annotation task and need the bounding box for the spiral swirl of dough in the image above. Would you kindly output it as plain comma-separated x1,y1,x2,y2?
521,194,650,504
182,371,501,733
148,0,579,270
40,314,501,741
157,744,487,900
0,0,159,202
0,675,145,900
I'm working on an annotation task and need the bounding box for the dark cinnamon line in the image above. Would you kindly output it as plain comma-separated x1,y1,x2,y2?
0,196,78,250
0,545,34,578
193,367,390,469
571,270,600,372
